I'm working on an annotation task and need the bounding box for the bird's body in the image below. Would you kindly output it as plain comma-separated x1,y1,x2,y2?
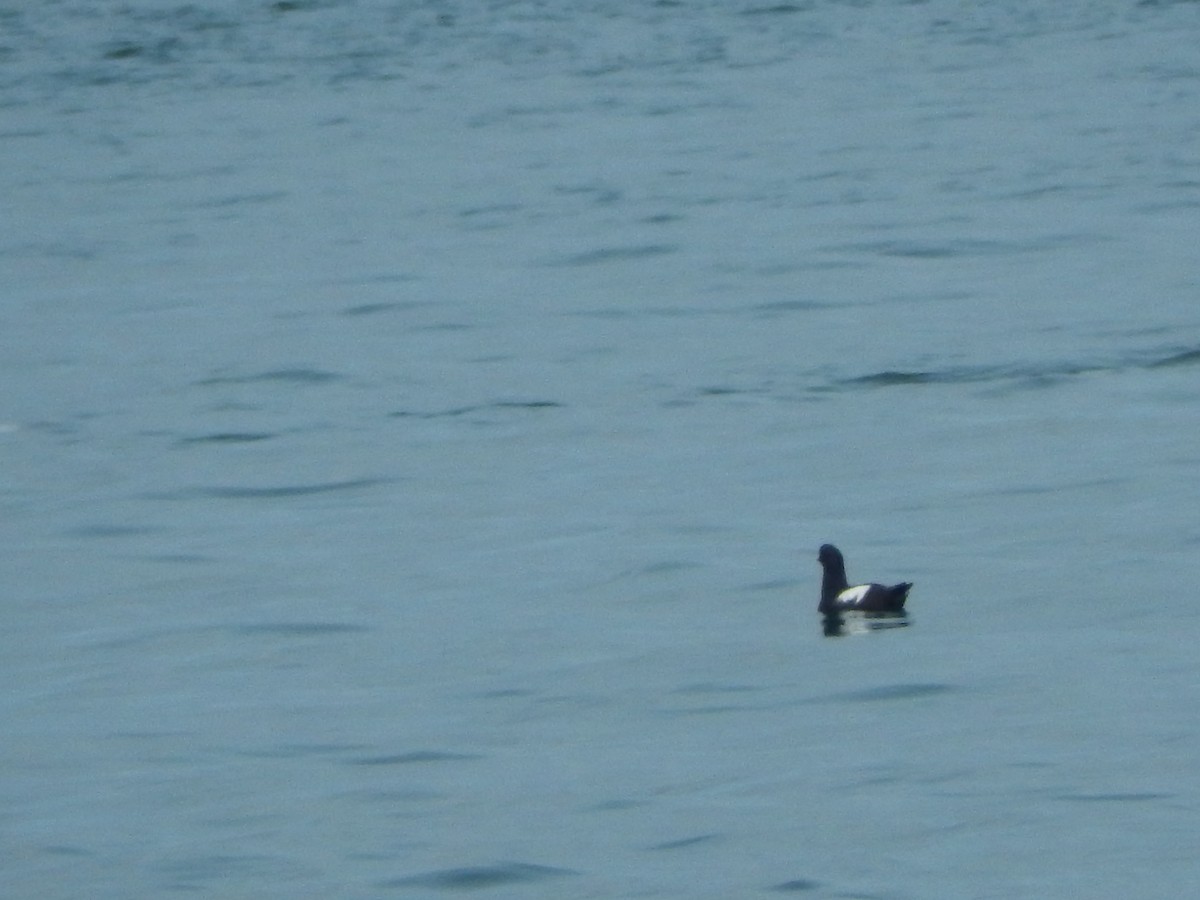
817,544,911,616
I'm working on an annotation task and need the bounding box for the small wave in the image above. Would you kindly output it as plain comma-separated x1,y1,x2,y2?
149,478,387,500
1146,347,1200,368
827,345,1200,392
1054,791,1172,803
824,683,953,703
339,301,420,317
825,234,1106,260
391,400,562,419
202,479,384,499
697,385,768,396
647,834,720,851
380,862,577,890
978,477,1123,497
350,751,481,766
177,432,275,444
839,370,945,387
459,202,523,218
742,5,810,16
194,368,341,386
549,244,677,266
103,42,168,61
186,191,288,209
829,362,1102,390
772,878,822,892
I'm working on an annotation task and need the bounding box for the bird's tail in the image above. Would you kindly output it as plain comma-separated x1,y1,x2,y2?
891,582,913,607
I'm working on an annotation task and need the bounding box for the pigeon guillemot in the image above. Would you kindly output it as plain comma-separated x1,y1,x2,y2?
817,544,911,615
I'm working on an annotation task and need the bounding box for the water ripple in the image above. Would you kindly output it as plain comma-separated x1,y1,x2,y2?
391,401,562,419
1054,792,1173,803
350,751,481,766
647,834,720,851
1147,347,1200,368
824,344,1200,392
771,878,822,892
177,432,275,445
825,233,1107,259
194,368,341,386
821,683,954,703
548,244,678,266
380,862,577,891
152,478,388,500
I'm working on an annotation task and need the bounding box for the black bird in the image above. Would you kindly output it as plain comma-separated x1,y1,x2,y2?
818,544,911,616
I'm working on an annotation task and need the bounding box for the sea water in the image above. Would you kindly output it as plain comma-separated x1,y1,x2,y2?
4,2,1200,897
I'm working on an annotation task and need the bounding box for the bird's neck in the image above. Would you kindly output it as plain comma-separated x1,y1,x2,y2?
821,563,849,606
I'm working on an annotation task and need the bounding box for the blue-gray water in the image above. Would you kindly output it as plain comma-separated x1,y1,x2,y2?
4,2,1200,897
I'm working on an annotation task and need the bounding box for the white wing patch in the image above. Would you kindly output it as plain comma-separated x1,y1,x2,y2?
836,584,873,607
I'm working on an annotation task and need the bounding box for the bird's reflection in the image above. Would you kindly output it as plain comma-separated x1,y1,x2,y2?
822,610,909,637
